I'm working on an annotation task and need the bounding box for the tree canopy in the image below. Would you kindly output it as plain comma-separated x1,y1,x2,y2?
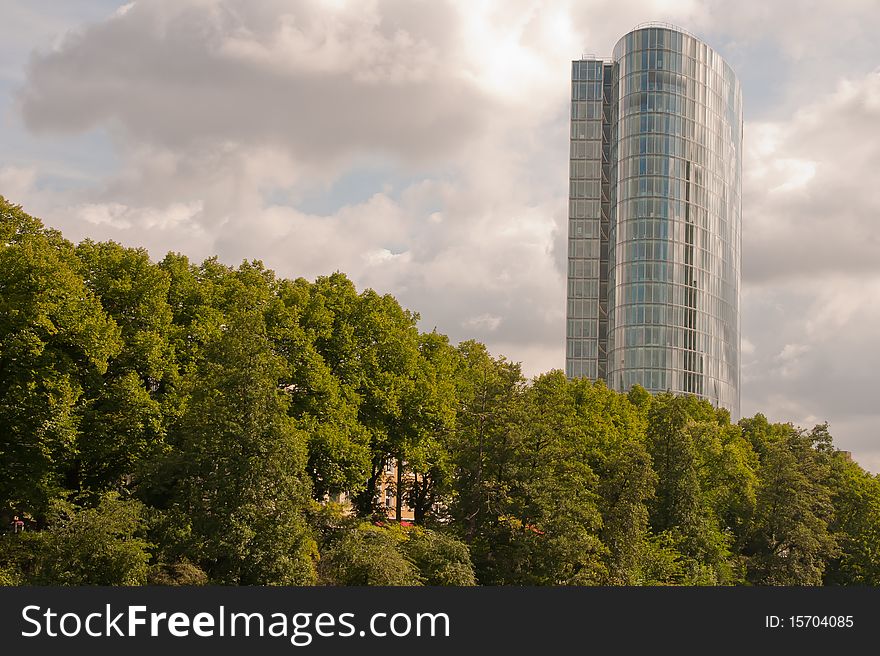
0,195,876,587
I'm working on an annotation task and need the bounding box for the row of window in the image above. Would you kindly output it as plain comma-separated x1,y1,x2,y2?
570,117,604,139
617,54,736,99
608,350,738,378
568,218,605,239
566,359,599,380
610,324,738,357
568,238,602,259
566,362,738,401
567,339,599,359
615,31,734,78
613,251,737,280
610,224,737,258
569,95,604,116
568,278,601,299
571,60,608,82
609,357,738,384
612,302,736,333
567,273,738,320
614,282,736,314
615,134,732,172
613,197,741,230
616,346,711,372
568,298,600,319
570,79,605,96
570,179,608,199
569,199,603,219
615,28,725,68
622,160,730,192
611,216,734,246
571,100,607,122
566,318,599,339
618,155,725,187
620,90,734,128
614,239,732,271
571,82,607,102
615,159,742,196
570,126,603,146
609,368,735,399
617,170,734,209
610,262,739,298
570,159,603,180
568,258,601,279
616,170,738,215
569,140,603,160
569,120,739,170
578,294,738,337
618,112,735,149
616,175,727,210
618,70,731,112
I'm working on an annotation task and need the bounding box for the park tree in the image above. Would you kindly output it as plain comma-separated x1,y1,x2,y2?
506,371,606,585
72,238,178,493
454,367,606,585
158,253,227,373
306,275,425,518
74,240,176,389
5,196,880,590
645,394,747,584
161,277,317,585
0,198,121,519
741,420,838,585
0,493,151,585
570,379,655,584
824,454,880,585
401,331,460,525
269,275,370,500
399,526,476,585
317,521,475,586
448,341,524,550
318,522,422,586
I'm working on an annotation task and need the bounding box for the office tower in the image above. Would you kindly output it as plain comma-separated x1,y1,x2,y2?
566,23,742,417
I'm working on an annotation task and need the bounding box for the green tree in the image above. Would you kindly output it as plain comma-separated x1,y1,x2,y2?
570,379,655,584
0,494,152,585
0,198,121,518
825,454,880,584
399,526,476,585
452,367,606,585
162,281,316,585
645,394,750,584
402,332,460,524
741,420,838,585
318,522,421,585
307,275,425,518
269,275,369,500
448,341,524,550
504,371,606,585
73,242,178,494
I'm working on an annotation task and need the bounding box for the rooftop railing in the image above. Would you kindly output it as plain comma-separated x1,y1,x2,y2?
630,21,702,41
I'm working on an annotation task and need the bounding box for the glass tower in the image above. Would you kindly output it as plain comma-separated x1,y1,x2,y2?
566,23,742,418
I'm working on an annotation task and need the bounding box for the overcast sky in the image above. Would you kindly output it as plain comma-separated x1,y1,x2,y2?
2,0,879,469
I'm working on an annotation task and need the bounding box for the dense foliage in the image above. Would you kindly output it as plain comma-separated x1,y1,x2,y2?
0,196,876,586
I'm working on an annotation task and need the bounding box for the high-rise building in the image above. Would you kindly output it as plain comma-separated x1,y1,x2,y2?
566,23,742,417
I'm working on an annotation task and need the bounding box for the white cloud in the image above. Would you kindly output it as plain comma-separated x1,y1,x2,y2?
463,313,502,332
0,166,36,201
74,199,204,232
744,70,880,284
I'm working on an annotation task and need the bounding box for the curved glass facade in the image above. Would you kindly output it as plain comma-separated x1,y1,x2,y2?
566,25,742,417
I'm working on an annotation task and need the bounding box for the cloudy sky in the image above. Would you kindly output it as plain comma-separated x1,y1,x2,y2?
2,0,879,469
